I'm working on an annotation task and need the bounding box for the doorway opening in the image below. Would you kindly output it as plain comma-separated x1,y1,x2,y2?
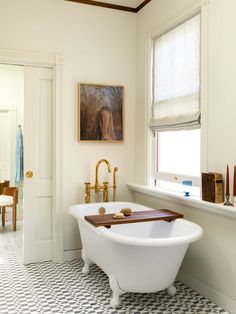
0,50,63,264
0,64,24,246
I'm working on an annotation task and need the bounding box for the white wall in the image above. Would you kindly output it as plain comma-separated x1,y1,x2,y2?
2,0,235,311
0,0,136,250
0,64,24,184
207,0,236,176
135,0,236,312
0,64,24,128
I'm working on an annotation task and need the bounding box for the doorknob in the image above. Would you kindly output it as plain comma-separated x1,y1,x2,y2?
25,170,33,179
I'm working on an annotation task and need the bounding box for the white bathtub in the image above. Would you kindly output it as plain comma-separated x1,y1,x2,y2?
69,202,203,308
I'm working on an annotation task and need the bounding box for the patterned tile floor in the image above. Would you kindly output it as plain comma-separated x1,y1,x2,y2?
0,222,230,314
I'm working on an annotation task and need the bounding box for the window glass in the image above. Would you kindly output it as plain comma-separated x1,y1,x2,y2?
158,129,200,177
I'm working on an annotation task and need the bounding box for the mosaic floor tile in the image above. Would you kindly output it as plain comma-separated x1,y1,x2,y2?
0,222,230,314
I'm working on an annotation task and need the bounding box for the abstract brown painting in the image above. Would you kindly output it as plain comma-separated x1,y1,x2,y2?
78,83,124,141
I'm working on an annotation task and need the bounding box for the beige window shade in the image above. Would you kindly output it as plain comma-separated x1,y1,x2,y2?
150,14,200,131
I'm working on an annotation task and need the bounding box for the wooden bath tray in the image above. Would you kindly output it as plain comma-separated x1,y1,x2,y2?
84,209,183,227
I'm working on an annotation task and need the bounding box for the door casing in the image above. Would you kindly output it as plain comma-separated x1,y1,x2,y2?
0,49,64,262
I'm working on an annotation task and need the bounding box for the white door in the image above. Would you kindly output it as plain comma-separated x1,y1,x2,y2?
24,66,53,264
0,111,11,181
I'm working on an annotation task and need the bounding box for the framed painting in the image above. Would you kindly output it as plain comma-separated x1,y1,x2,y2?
78,83,124,142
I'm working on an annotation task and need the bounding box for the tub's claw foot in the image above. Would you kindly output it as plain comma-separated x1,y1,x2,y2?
81,250,92,275
167,284,177,297
110,295,120,309
109,275,125,309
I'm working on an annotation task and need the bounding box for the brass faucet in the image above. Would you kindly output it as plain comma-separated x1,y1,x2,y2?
95,159,111,192
84,159,117,204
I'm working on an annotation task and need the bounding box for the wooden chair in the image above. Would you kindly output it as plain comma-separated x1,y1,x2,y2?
1,187,18,231
0,180,10,194
0,181,10,214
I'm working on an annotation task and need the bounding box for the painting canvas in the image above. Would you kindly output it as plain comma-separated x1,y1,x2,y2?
78,83,124,141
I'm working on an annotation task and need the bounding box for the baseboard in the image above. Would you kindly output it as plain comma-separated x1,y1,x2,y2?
63,249,82,261
178,270,236,314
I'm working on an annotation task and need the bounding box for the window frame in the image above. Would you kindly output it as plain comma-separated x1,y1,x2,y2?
147,4,209,190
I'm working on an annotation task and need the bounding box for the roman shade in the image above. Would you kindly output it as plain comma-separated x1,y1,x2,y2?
150,14,200,132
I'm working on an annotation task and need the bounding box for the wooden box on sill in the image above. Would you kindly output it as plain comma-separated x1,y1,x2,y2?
201,172,224,203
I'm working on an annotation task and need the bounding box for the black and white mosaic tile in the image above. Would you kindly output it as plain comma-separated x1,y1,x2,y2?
0,223,229,314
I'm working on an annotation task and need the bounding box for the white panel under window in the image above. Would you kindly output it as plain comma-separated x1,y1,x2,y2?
158,129,200,177
151,14,200,131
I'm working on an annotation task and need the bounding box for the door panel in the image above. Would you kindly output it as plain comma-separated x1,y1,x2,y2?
24,66,53,264
39,79,52,179
37,197,52,241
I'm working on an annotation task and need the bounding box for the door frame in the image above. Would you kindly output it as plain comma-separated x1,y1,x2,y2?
0,49,64,262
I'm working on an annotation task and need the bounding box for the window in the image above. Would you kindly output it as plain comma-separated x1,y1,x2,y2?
150,15,201,195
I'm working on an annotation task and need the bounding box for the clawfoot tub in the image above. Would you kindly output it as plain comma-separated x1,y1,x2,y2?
69,202,203,308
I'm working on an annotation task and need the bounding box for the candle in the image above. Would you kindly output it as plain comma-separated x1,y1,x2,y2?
234,166,236,196
226,165,229,195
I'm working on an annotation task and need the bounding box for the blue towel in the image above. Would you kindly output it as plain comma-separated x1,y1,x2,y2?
15,126,24,183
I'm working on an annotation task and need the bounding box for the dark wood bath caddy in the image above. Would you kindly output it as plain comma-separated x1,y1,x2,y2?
84,209,183,228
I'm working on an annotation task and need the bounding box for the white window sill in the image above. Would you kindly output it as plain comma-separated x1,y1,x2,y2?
127,183,236,219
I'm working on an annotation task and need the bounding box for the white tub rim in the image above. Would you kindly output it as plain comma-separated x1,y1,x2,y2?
96,218,202,247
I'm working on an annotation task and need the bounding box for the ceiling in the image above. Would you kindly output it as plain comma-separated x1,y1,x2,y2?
91,0,144,8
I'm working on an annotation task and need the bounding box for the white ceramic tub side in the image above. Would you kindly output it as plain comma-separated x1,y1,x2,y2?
69,202,203,308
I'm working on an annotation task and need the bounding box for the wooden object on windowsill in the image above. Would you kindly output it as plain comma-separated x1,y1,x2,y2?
202,172,224,203
84,209,183,228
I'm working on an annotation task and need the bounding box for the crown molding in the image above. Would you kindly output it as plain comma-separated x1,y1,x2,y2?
65,0,152,13
0,49,64,67
136,0,152,12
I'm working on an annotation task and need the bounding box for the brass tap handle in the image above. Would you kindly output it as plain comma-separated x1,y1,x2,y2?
113,167,118,201
103,182,109,202
85,182,91,203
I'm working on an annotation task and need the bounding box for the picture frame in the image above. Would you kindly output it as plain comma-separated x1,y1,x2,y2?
78,83,124,142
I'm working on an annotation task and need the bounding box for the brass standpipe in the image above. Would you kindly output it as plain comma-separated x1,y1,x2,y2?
84,159,118,204
103,182,109,202
113,167,118,201
85,182,91,204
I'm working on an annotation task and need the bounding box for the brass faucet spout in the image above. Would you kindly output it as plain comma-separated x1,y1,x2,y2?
95,159,111,192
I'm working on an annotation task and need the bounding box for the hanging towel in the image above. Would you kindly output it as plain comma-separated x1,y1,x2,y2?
15,126,24,183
